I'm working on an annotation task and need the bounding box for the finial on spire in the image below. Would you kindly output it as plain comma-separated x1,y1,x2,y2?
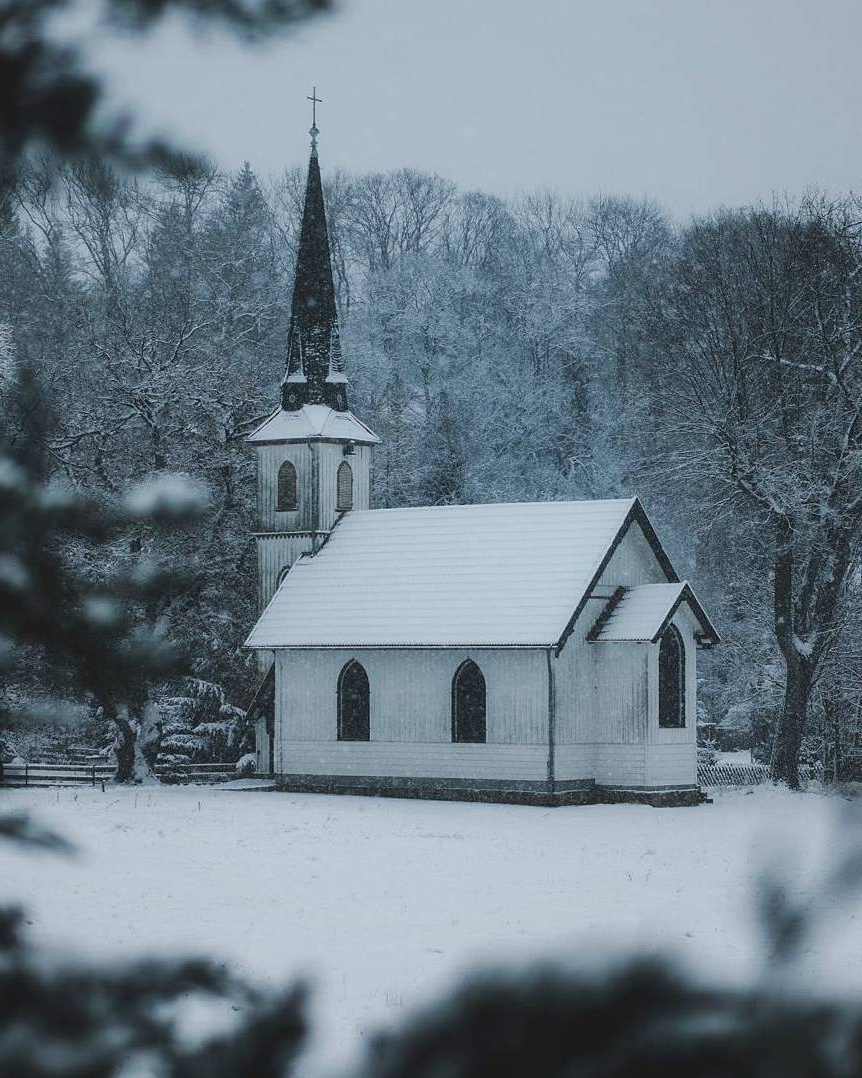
307,85,322,156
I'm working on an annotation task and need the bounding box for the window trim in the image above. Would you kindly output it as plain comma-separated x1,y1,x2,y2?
658,624,686,729
276,459,298,512
336,460,354,512
451,659,487,744
337,660,370,742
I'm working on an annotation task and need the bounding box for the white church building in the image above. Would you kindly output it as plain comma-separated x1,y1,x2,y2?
245,120,719,808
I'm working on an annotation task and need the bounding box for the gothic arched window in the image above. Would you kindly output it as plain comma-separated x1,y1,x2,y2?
658,625,685,728
276,460,298,512
336,461,354,511
452,660,486,743
338,661,370,741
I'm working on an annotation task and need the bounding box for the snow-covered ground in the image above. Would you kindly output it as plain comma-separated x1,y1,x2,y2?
1,785,861,1074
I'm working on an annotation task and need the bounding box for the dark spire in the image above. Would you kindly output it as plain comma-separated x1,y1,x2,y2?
281,105,349,413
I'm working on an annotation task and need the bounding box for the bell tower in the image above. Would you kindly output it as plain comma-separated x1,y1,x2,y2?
248,96,379,614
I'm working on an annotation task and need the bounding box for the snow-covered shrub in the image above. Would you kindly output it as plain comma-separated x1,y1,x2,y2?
154,678,251,771
0,735,16,764
236,753,256,777
159,733,200,757
697,742,717,768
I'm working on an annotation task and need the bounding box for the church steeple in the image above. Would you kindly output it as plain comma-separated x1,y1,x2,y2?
282,96,349,413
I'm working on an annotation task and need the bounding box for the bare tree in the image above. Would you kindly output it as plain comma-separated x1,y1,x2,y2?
648,197,862,787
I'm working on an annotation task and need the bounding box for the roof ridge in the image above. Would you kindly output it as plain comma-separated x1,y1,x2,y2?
349,497,637,515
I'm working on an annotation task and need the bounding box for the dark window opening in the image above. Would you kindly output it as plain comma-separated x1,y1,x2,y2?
452,660,486,743
277,460,298,512
338,661,370,741
658,625,685,728
337,461,354,511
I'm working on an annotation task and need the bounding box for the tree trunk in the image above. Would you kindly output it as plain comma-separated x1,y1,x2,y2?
112,704,136,783
108,701,160,783
771,655,814,790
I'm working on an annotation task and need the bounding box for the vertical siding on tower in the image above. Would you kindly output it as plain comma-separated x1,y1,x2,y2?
317,443,372,522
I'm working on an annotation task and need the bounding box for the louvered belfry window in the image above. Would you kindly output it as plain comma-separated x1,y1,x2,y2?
276,460,298,512
658,625,685,728
336,461,354,511
452,660,487,743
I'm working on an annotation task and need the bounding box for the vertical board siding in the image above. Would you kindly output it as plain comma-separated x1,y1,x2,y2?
552,520,695,788
554,629,650,750
255,441,374,612
645,608,697,785
275,647,549,780
598,522,671,588
317,443,372,524
257,534,323,612
258,444,315,532
257,442,372,533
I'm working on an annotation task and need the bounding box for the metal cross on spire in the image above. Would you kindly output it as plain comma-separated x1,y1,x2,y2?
307,86,322,155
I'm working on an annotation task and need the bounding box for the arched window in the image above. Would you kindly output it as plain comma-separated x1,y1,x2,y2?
336,461,353,511
338,661,370,741
452,660,486,743
276,460,298,512
658,625,685,728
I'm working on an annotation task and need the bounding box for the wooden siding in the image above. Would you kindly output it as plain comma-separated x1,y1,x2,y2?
643,606,698,785
598,520,671,589
256,533,324,612
275,648,549,780
553,518,696,788
554,637,650,776
261,506,700,792
256,442,372,534
278,742,548,781
317,443,372,525
255,440,373,612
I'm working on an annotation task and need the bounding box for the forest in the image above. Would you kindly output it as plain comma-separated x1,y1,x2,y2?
0,154,861,788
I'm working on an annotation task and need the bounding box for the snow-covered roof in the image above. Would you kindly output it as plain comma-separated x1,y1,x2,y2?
247,405,380,445
246,498,662,649
590,582,719,646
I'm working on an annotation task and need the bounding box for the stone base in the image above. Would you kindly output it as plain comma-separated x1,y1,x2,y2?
274,773,706,808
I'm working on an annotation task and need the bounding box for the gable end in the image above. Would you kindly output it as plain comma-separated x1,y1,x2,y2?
554,499,679,656
653,583,720,647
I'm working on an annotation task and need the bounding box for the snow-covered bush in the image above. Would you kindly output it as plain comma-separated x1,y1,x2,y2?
154,678,251,773
0,734,16,764
236,752,256,777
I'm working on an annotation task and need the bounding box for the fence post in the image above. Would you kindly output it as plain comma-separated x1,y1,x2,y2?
92,764,96,787
25,763,28,787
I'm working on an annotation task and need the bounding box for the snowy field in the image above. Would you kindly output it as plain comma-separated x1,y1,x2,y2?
2,785,862,1074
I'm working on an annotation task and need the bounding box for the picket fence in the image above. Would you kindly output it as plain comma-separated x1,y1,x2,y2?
697,763,769,787
697,761,823,787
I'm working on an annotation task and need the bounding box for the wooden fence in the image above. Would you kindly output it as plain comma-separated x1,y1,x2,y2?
1,761,115,787
0,761,241,787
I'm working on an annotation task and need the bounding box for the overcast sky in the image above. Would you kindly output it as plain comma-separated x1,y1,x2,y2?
90,0,860,217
